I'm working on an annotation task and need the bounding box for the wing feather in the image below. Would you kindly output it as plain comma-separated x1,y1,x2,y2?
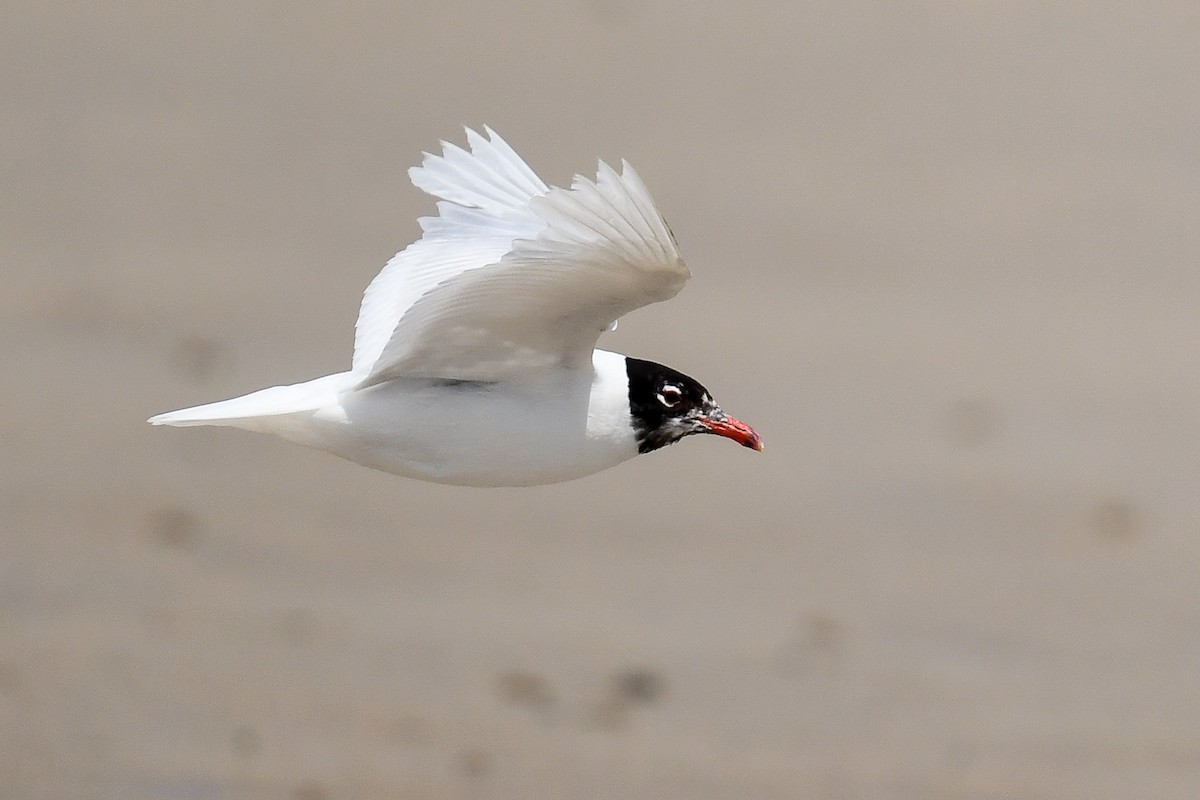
362,152,690,384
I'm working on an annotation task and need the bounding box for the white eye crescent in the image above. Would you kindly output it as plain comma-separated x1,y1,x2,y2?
657,384,683,408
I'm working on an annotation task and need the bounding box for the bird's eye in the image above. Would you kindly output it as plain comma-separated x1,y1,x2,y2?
657,384,683,408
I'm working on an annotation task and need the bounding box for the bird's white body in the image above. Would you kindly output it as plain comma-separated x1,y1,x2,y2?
149,128,762,486
169,350,637,486
329,350,636,485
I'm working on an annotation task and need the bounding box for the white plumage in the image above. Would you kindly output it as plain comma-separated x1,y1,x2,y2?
148,127,713,486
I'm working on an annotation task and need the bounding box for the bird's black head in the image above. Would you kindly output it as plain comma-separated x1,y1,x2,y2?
625,357,763,455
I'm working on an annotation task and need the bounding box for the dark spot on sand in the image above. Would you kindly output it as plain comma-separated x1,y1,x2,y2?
612,667,666,705
774,612,844,676
1091,499,1139,540
147,506,202,550
173,334,231,383
805,612,842,650
495,670,556,713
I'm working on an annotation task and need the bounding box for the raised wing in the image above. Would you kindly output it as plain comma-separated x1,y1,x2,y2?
361,150,690,384
350,127,548,376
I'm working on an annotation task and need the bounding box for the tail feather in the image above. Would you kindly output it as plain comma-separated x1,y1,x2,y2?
148,373,350,429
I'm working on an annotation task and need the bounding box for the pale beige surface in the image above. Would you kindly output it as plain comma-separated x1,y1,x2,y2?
4,4,1200,798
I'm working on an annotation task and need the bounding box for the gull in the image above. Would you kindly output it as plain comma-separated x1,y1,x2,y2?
149,128,762,486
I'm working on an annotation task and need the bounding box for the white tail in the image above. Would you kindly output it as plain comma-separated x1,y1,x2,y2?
148,372,351,429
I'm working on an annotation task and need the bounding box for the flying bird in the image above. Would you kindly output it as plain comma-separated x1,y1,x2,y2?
149,128,762,486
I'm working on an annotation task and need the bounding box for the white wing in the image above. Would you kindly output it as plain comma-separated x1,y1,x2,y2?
359,135,690,384
351,126,548,376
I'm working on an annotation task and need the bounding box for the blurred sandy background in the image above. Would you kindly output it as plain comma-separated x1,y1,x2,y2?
4,3,1200,798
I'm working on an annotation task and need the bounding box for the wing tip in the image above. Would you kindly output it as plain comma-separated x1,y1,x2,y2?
463,124,484,148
